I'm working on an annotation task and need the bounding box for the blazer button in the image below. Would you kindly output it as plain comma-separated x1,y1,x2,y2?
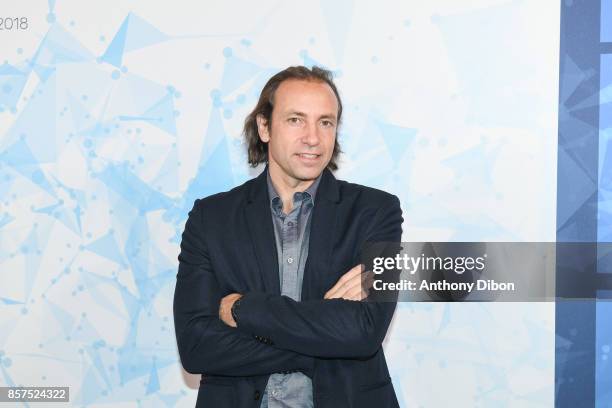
254,390,261,400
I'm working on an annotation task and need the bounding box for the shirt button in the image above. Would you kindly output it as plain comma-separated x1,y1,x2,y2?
287,257,294,264
287,221,294,227
271,389,279,398
254,390,261,400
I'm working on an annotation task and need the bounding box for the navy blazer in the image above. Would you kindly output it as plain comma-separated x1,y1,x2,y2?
174,167,403,408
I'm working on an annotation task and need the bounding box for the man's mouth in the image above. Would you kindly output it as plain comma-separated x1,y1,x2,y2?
296,153,320,159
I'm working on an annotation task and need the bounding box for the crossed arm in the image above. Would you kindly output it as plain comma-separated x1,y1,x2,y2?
173,196,402,377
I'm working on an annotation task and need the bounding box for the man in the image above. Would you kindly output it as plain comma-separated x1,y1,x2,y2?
174,66,403,407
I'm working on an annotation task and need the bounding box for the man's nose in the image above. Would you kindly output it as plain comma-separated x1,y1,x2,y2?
302,123,321,146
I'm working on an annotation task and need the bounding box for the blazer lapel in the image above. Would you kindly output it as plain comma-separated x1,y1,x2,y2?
302,169,340,300
245,169,280,294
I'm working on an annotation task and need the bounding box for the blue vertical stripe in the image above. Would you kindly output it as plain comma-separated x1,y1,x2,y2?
556,1,600,406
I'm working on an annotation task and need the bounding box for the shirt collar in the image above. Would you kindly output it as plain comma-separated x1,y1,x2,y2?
266,169,322,207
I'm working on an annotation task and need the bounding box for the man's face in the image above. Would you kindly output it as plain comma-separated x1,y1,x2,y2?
257,79,338,185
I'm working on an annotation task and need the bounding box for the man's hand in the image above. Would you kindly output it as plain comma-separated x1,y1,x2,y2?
219,293,243,327
324,264,374,301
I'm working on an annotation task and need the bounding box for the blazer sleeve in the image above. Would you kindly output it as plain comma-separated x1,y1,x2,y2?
173,199,314,377
235,195,403,359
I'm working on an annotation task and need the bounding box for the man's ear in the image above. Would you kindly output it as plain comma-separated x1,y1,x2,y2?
256,114,270,143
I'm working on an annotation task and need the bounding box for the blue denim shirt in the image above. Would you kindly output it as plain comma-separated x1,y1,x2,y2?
260,171,321,408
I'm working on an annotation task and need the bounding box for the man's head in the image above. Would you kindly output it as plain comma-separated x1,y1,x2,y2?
243,66,342,183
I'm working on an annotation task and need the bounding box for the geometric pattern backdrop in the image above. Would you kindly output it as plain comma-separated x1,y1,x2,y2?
556,1,612,406
0,0,592,406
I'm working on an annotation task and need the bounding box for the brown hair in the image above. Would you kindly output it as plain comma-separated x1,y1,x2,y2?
243,66,343,170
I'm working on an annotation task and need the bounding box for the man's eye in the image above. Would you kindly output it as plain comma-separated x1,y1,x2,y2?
288,117,301,124
321,120,335,127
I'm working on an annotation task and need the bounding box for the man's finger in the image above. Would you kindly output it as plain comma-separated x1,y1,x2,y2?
340,284,368,301
331,265,362,290
327,279,359,299
326,273,360,299
329,270,376,300
331,267,371,299
324,264,363,298
326,271,371,300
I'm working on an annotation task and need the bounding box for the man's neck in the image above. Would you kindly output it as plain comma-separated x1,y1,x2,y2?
268,165,318,214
